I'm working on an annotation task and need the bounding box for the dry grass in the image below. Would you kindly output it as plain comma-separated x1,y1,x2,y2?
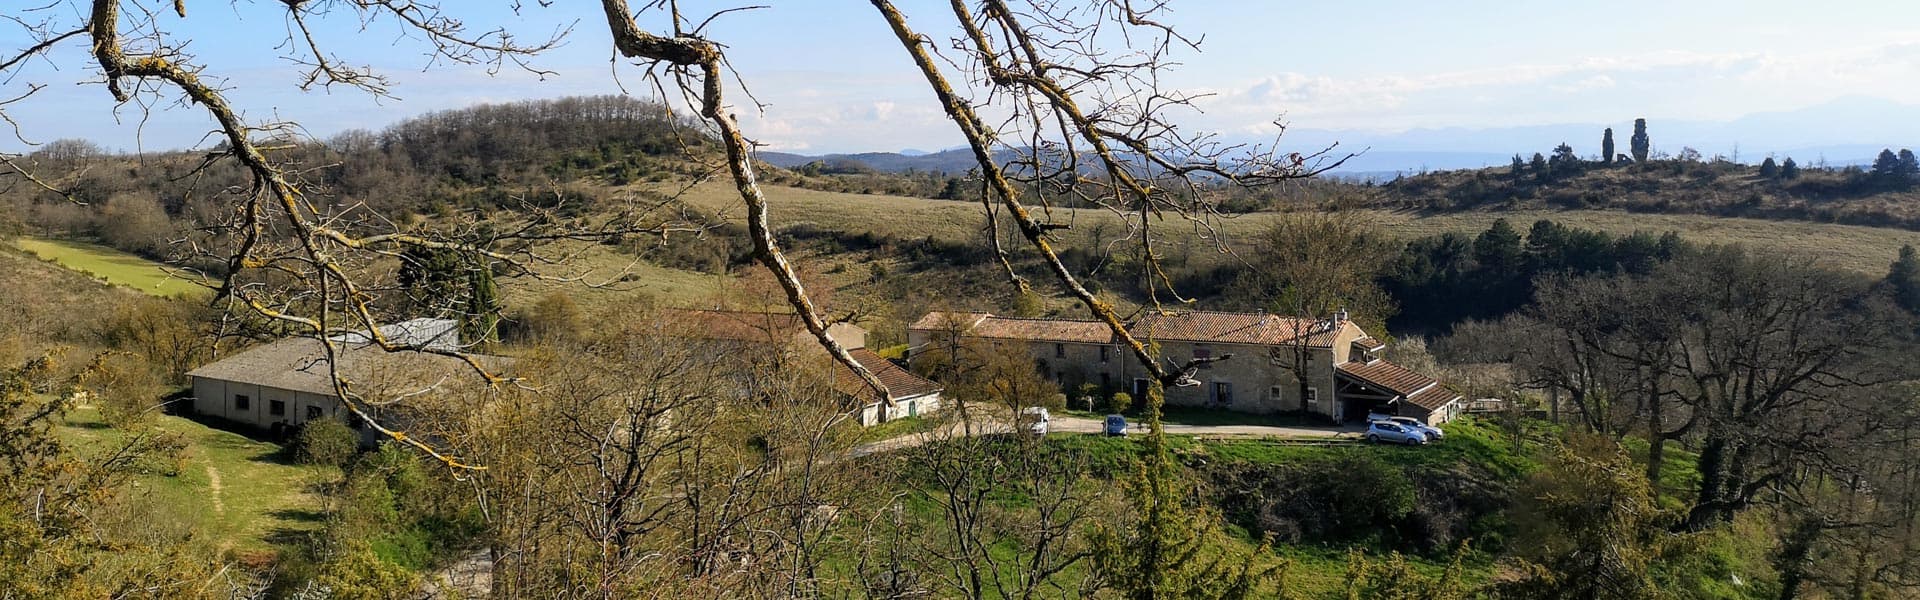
656,181,1920,275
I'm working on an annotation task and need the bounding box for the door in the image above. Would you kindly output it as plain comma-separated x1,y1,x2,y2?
1212,381,1233,407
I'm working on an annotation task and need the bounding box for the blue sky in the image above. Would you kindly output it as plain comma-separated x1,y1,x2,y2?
6,1,1920,155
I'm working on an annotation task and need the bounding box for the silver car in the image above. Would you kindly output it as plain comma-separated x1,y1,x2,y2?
1365,420,1429,445
1368,412,1444,441
1385,416,1444,440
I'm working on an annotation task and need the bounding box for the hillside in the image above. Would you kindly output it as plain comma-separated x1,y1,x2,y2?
659,180,1920,276
1370,156,1920,231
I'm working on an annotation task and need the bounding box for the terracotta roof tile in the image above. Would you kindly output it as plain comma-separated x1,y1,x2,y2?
1351,336,1385,353
836,347,944,402
908,311,990,332
1336,359,1438,397
912,311,1114,344
1130,311,1355,348
911,310,1365,348
1404,385,1462,412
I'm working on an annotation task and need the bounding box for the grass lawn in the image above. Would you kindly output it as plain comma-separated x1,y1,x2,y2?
11,237,205,297
56,406,340,558
855,414,941,443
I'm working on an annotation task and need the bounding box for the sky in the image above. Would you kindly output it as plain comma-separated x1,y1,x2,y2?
6,1,1920,157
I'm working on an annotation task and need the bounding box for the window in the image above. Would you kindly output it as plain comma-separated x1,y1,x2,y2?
1193,346,1212,369
233,394,250,411
1054,343,1066,358
1101,373,1112,388
1269,386,1284,401
306,405,324,420
1305,387,1320,407
1099,345,1110,363
1213,381,1234,405
269,400,285,416
1133,378,1150,399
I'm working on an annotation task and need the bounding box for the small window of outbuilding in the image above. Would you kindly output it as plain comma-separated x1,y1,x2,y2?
1055,343,1066,358
234,395,250,411
269,400,285,416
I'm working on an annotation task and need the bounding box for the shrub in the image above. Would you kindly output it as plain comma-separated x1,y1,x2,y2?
1107,391,1134,414
297,418,361,469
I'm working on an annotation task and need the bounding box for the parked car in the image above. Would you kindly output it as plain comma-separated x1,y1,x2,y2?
1020,407,1052,437
1387,416,1444,440
1365,420,1429,445
1103,414,1128,437
1367,412,1445,441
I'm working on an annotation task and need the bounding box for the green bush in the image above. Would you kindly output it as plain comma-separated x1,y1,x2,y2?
297,418,360,469
1106,391,1134,414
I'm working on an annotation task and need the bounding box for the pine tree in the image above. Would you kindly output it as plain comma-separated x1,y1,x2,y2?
1601,128,1615,165
1530,153,1548,183
1889,244,1920,313
1510,154,1525,177
1629,118,1650,163
1871,149,1900,183
1898,149,1919,186
1781,157,1801,179
1758,157,1779,179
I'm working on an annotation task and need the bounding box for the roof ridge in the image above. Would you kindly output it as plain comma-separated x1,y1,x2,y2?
982,314,1105,323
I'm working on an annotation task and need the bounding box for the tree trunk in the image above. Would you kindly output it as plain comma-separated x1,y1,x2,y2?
1644,373,1666,486
1685,435,1729,531
1775,517,1823,600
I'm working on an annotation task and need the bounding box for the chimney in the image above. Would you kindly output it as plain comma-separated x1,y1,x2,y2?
1334,307,1349,324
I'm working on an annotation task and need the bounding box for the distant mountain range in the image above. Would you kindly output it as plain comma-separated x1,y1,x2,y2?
765,96,1920,178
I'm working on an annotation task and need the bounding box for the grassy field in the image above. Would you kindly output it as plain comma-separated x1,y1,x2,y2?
11,237,205,297
57,406,339,557
660,181,1920,275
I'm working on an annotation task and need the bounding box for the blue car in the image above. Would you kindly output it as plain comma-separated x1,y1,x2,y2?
1103,414,1129,437
1365,420,1429,446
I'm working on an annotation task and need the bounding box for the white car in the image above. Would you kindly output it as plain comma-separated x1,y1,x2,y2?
1019,407,1052,436
1370,413,1444,440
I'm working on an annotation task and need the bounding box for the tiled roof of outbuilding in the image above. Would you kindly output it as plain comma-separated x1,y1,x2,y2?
186,338,512,397
1335,359,1438,398
1404,385,1463,412
835,347,944,402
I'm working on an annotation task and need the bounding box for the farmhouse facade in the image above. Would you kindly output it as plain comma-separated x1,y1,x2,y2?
660,309,944,425
907,310,1461,424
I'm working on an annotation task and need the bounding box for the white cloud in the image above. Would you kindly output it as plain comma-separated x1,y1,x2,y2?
1550,75,1616,93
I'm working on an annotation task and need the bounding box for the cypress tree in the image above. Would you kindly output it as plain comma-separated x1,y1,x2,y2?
1601,128,1615,165
1629,118,1650,163
1781,157,1801,179
1758,157,1779,178
1510,154,1525,177
1898,149,1919,186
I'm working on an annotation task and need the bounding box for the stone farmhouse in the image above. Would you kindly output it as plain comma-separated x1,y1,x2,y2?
185,319,513,442
907,310,1461,424
660,309,945,425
